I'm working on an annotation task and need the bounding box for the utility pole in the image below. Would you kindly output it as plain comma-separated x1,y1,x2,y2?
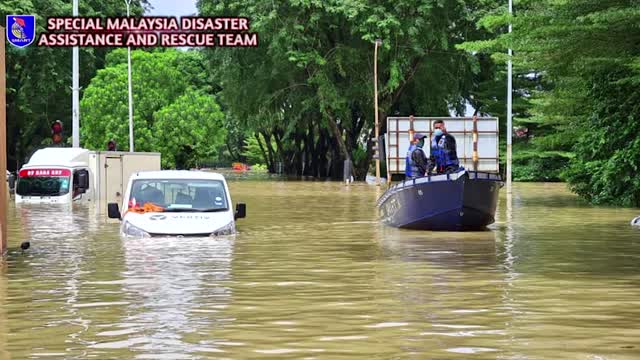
126,0,135,152
506,0,513,194
72,0,80,147
1,27,7,255
374,39,382,186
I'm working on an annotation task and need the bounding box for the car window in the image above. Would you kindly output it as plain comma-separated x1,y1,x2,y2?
129,179,228,210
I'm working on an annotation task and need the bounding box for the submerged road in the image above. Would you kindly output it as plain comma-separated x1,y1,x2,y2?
1,179,639,359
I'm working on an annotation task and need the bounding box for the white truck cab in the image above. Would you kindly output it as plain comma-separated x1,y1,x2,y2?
15,148,91,204
15,147,161,210
108,170,246,237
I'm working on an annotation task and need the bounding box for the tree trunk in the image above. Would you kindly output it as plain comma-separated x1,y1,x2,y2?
325,112,350,161
255,133,271,169
261,131,276,173
315,128,326,178
303,119,315,176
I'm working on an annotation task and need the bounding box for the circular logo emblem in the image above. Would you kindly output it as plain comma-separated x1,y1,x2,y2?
149,214,167,221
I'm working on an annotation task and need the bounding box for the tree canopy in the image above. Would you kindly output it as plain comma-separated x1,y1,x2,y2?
6,0,640,206
80,49,225,169
1,0,148,169
199,0,499,178
461,0,640,205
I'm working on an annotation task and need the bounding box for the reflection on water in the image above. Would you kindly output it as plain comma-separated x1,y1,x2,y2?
0,261,7,360
1,181,640,359
86,236,235,359
379,228,497,267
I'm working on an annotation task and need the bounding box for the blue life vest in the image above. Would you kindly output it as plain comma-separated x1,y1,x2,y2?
405,144,416,178
431,135,459,172
407,146,426,179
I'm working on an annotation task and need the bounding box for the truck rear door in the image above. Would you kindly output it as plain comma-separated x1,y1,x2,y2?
105,156,123,205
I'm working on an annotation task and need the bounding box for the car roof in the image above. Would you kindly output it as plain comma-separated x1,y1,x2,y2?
130,170,227,181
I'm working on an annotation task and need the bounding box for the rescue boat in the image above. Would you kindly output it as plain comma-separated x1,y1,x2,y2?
376,169,502,231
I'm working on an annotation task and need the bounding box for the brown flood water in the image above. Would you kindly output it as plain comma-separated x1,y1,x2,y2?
1,179,640,359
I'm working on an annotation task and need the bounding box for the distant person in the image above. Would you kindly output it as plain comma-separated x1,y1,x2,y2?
107,139,117,151
406,133,429,179
429,120,460,174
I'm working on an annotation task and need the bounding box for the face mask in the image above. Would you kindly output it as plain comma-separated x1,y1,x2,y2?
434,129,444,137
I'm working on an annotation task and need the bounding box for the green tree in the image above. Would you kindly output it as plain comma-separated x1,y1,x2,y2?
200,0,500,179
241,134,267,167
152,91,226,169
461,0,640,202
1,0,148,169
564,68,640,206
81,49,224,168
81,49,189,151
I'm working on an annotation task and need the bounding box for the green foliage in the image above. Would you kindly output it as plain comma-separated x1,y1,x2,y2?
199,0,501,179
352,146,367,168
1,0,148,168
242,134,270,166
152,91,226,169
81,49,224,168
251,164,268,171
513,149,572,182
462,0,640,202
564,67,640,206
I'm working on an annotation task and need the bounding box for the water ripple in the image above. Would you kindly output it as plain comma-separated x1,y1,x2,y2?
1,182,640,359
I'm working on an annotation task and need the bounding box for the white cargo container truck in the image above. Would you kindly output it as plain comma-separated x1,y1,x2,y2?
15,148,161,211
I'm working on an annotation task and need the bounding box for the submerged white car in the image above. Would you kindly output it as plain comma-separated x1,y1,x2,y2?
108,170,246,237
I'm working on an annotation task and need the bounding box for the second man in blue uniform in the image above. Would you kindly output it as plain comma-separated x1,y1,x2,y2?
428,120,460,174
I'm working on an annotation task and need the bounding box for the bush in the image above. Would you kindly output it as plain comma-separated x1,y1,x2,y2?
563,68,640,206
512,151,572,182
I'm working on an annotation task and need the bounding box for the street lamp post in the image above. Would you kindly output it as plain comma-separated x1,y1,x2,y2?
125,0,135,152
374,39,382,186
72,0,80,147
506,0,513,194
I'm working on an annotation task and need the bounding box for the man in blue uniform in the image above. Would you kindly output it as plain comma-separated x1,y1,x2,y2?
405,133,429,179
429,120,460,174
404,141,416,178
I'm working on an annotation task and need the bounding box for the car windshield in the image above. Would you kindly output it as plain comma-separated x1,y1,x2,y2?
129,179,228,211
16,169,71,196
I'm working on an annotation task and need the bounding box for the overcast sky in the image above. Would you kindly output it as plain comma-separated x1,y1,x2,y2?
147,0,198,16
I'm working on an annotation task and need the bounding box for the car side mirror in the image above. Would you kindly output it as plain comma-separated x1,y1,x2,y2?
107,203,121,220
76,169,89,193
234,203,246,219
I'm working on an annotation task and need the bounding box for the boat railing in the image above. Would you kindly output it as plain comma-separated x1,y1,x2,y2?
377,170,502,206
468,171,502,181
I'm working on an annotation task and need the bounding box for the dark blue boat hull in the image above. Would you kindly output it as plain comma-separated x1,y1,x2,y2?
377,171,502,231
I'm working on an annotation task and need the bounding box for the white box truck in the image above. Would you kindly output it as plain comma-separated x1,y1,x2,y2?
15,148,161,211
